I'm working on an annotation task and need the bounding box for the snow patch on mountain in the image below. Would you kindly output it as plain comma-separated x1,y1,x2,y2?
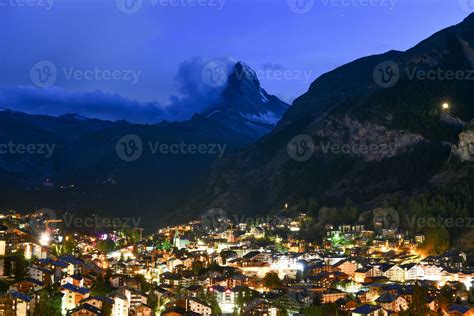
206,110,221,118
260,90,269,103
240,111,280,125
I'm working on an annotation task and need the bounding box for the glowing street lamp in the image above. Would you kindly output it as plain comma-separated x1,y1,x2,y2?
442,102,450,111
40,233,51,246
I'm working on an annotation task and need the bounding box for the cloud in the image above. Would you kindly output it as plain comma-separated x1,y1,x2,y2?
168,56,237,116
0,86,173,124
0,57,238,124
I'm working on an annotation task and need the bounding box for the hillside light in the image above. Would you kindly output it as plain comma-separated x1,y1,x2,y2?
442,102,450,111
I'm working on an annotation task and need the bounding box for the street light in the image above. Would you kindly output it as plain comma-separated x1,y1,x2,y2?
442,103,450,111
40,232,51,246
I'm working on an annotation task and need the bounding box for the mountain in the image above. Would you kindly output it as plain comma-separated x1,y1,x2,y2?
203,62,289,139
0,63,289,229
178,15,474,233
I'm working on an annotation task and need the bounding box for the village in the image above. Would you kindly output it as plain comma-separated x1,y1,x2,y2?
0,209,473,316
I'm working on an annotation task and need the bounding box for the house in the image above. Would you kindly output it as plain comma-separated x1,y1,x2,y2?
354,267,371,283
241,251,271,266
366,266,383,278
108,291,130,316
336,297,359,311
187,298,212,316
153,285,172,304
321,289,347,304
0,291,34,316
380,264,404,282
418,264,444,281
61,274,84,287
9,278,44,292
351,304,388,316
334,260,358,277
375,293,408,312
161,272,186,287
110,274,126,288
162,306,200,316
355,290,370,304
230,274,247,287
59,255,85,275
38,258,69,283
131,303,153,316
28,265,54,284
400,263,419,281
447,304,474,316
260,292,302,315
242,298,279,316
61,283,91,315
115,287,147,310
209,286,234,314
79,296,114,311
67,303,102,316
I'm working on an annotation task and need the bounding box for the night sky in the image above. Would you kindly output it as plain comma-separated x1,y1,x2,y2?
0,0,471,123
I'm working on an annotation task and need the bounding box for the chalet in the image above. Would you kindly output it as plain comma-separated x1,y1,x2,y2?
321,289,347,304
187,298,212,316
0,291,33,316
67,303,102,316
351,304,388,316
61,283,91,315
131,303,153,316
375,292,408,313
334,260,358,277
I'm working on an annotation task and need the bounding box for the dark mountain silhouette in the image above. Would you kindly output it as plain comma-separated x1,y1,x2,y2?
177,14,474,228
0,63,289,230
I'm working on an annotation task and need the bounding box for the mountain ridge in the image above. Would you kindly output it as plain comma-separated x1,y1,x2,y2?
176,14,474,228
0,62,288,230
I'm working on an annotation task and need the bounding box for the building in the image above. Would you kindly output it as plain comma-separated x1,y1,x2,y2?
187,299,212,316
351,304,388,316
61,283,91,315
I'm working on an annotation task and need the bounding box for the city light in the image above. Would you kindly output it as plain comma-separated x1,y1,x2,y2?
39,232,51,246
442,102,450,110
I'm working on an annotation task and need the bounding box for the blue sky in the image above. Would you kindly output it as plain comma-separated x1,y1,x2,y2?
0,0,471,123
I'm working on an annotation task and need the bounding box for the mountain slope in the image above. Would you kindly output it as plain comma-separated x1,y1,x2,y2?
203,62,289,139
0,63,289,230
181,14,474,222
